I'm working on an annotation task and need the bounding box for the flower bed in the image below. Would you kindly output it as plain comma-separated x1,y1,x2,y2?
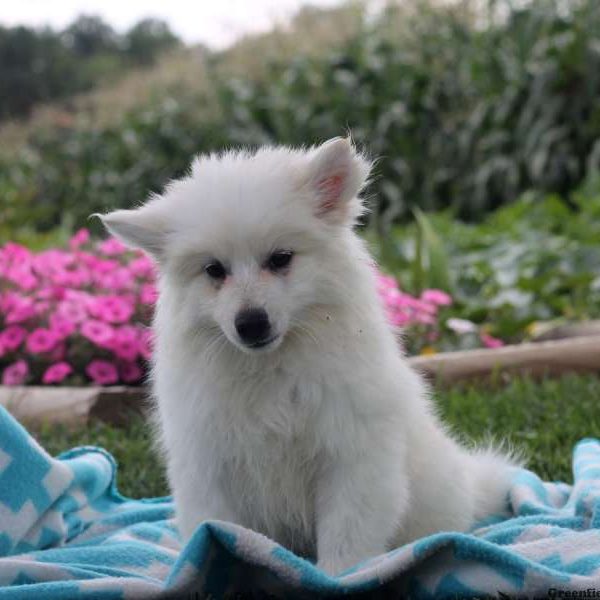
0,230,499,386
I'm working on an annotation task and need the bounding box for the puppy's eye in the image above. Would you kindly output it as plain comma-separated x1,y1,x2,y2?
267,250,294,272
205,261,227,280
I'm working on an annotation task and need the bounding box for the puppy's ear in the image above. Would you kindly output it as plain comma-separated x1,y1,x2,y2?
305,137,371,224
93,201,168,260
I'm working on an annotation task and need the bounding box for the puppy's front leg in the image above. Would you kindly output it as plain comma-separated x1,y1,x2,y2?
316,441,409,576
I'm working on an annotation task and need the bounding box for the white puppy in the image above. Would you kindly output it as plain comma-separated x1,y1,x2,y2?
99,138,518,576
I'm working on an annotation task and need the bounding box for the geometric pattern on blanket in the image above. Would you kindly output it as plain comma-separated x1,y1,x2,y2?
0,403,599,599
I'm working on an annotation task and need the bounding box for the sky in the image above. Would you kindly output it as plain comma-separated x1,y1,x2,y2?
0,0,346,49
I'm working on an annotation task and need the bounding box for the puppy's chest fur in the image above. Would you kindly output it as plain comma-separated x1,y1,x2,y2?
207,367,325,552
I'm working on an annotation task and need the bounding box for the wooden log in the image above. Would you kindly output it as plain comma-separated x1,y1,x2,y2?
532,320,600,342
408,335,600,383
0,385,147,427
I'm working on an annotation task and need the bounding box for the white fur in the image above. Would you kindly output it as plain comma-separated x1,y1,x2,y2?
99,138,519,576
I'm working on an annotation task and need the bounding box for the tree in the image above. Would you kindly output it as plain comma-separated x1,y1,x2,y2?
125,18,179,65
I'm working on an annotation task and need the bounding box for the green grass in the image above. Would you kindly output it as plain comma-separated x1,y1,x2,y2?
439,373,600,483
31,415,168,498
29,374,600,498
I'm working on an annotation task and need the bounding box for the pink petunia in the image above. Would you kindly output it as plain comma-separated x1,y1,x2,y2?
138,328,154,360
69,228,90,250
111,336,139,361
129,255,156,278
89,295,135,324
80,319,115,347
42,362,73,384
421,289,452,306
7,266,38,290
56,300,89,324
97,268,136,292
98,237,127,256
140,283,158,305
120,361,142,383
26,328,59,354
49,312,77,339
35,300,51,316
86,360,118,385
5,298,36,324
2,359,29,386
481,332,504,349
0,325,27,351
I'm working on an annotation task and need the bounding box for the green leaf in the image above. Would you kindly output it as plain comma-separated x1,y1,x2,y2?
412,207,453,293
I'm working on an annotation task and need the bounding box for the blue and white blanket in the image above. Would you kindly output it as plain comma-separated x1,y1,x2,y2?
1,404,599,599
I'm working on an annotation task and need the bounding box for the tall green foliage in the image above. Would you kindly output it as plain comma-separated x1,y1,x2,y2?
216,0,600,225
2,0,600,233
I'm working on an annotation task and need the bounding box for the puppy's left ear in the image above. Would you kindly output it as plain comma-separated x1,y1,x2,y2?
92,200,169,261
305,137,371,225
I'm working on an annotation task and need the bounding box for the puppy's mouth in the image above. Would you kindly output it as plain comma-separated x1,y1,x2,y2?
245,335,280,350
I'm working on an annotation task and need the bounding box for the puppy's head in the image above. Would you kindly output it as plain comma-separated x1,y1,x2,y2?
98,137,371,354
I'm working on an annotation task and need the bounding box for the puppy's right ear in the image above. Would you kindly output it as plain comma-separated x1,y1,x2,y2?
92,202,168,260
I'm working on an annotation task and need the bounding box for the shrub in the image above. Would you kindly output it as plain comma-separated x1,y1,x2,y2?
371,181,600,344
0,232,155,386
215,0,600,226
4,1,600,234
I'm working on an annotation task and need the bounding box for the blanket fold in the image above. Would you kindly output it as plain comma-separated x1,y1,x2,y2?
0,404,599,599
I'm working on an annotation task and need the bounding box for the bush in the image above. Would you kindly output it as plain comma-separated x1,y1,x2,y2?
215,0,600,226
0,94,228,235
3,0,600,234
372,181,600,346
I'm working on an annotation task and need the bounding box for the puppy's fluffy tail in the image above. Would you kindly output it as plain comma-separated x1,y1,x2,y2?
467,445,523,521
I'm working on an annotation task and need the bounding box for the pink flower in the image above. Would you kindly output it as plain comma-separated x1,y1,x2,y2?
26,328,59,354
97,268,135,292
138,328,154,360
69,228,90,250
42,362,73,384
111,333,139,361
5,298,36,324
49,312,77,339
120,361,142,383
481,332,504,349
56,300,88,324
89,295,134,324
421,289,452,306
140,283,158,305
80,319,115,347
2,242,31,262
414,312,436,325
0,326,27,351
35,300,51,315
376,274,400,292
129,255,156,278
86,360,118,385
7,266,38,290
98,237,127,256
2,360,29,386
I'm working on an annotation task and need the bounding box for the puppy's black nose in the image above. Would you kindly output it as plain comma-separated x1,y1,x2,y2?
235,308,271,346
